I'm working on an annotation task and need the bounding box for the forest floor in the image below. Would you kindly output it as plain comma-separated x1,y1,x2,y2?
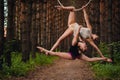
8,58,95,80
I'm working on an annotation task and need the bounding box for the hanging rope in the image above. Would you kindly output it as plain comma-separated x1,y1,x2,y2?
57,0,92,11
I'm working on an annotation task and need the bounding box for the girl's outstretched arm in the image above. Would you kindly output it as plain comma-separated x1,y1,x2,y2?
86,38,105,58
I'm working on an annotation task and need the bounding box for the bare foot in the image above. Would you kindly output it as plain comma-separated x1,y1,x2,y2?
37,46,43,52
45,52,49,55
37,46,49,55
37,46,46,52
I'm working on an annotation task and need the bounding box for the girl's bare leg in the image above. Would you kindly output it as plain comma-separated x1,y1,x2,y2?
68,11,76,26
50,6,76,51
37,46,73,60
55,6,76,26
50,27,73,51
80,54,107,62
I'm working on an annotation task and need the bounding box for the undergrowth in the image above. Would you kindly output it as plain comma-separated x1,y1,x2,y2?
91,41,120,80
0,52,57,79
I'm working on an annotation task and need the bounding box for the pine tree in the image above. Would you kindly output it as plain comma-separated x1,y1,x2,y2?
0,0,4,69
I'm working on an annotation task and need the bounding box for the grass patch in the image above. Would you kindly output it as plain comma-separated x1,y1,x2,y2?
91,63,120,80
0,52,57,79
91,41,120,80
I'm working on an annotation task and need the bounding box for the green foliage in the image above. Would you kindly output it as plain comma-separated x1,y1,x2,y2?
98,41,120,64
0,52,57,79
91,41,120,79
92,63,120,80
109,41,120,64
4,39,21,53
98,42,109,55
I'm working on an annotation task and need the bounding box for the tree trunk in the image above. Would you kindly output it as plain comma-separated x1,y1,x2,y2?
106,0,112,43
0,0,4,69
31,1,37,58
15,0,21,39
112,0,120,41
6,0,15,66
41,1,47,48
7,0,15,40
100,0,104,42
20,1,31,62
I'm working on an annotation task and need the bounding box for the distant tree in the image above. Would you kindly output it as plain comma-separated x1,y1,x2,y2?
106,0,112,43
7,0,15,40
5,0,15,66
100,0,106,42
15,0,21,39
112,0,120,41
0,0,4,69
20,0,31,62
100,0,112,43
31,1,37,58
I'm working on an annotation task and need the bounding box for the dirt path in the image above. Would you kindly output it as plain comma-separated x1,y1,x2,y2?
10,59,95,80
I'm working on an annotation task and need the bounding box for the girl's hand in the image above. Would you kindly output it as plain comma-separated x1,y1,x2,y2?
105,58,113,63
55,6,63,11
82,5,86,9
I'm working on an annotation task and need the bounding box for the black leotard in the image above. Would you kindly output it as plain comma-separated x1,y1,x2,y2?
69,43,81,59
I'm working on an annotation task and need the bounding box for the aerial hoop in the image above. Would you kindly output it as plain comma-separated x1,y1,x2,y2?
57,0,92,11
57,0,64,7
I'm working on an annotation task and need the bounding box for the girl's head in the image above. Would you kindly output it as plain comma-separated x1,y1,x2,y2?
78,42,87,52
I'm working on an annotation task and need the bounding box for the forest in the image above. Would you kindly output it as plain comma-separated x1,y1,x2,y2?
0,0,120,79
